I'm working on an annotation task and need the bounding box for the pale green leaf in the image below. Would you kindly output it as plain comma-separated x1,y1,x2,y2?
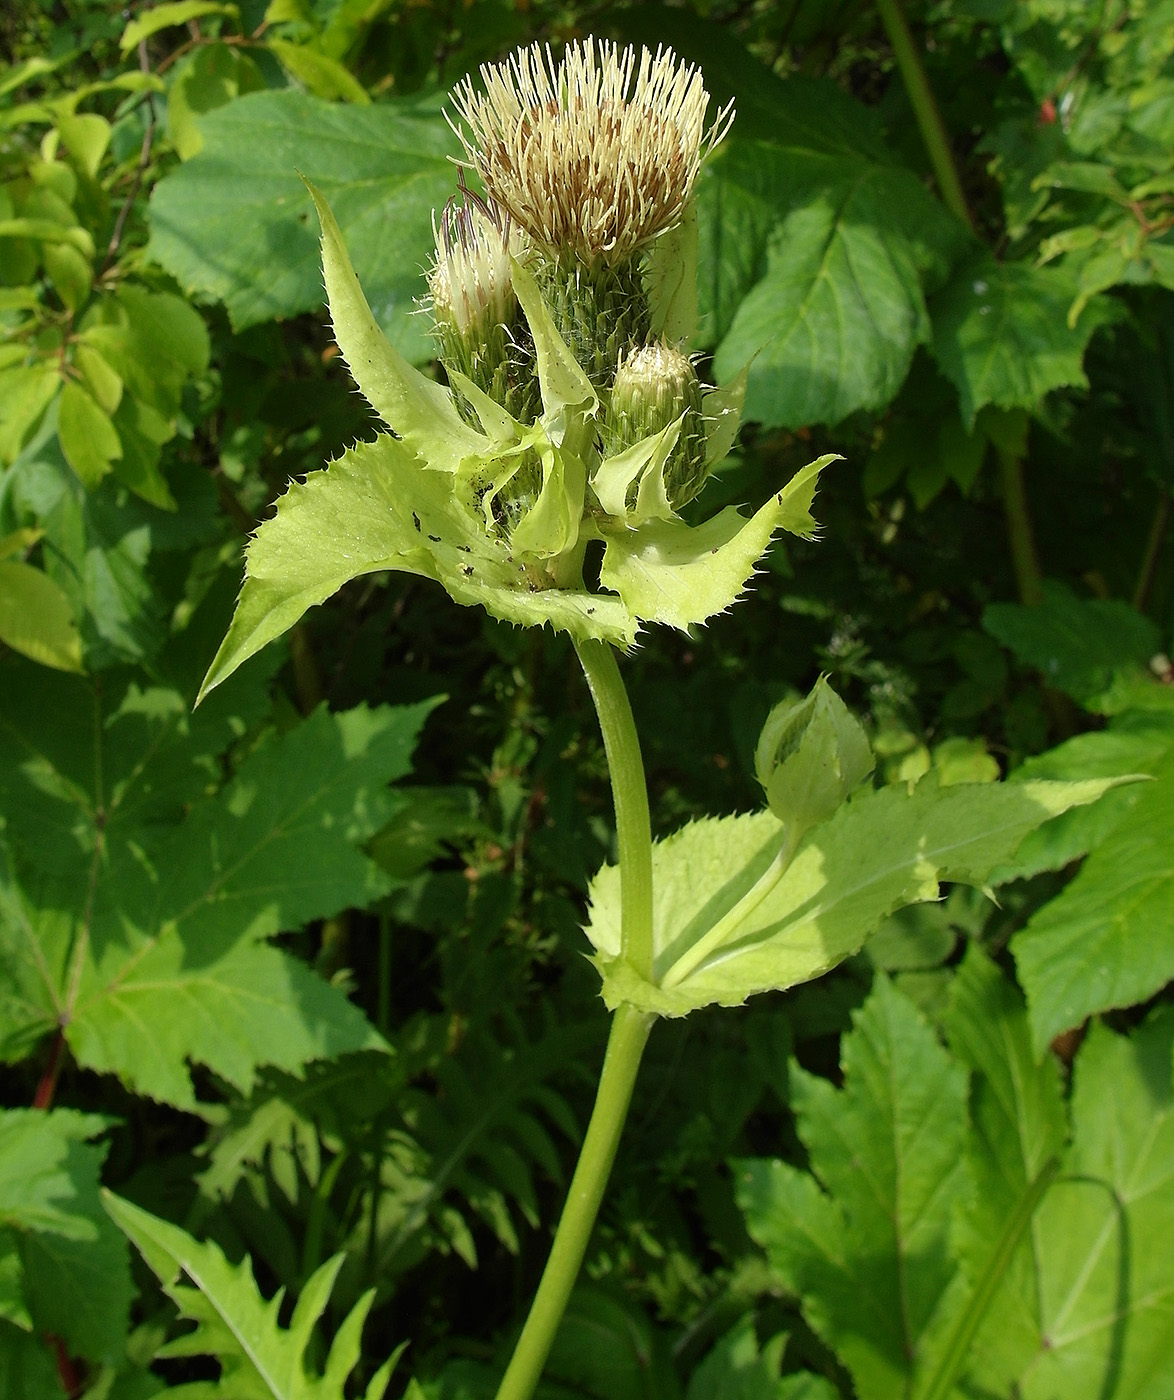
307,181,484,471
736,977,970,1400
598,456,833,633
586,776,1117,1016
267,39,369,105
198,436,639,703
121,1,238,50
0,1109,131,1364
0,365,59,466
0,560,83,672
148,90,459,352
992,712,1174,882
56,113,110,178
57,380,120,487
104,1194,400,1399
930,253,1116,424
1013,749,1174,1054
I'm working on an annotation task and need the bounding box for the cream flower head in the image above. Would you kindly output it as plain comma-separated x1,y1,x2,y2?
449,38,733,265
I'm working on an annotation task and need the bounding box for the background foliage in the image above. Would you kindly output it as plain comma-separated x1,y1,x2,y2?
2,1,1173,1397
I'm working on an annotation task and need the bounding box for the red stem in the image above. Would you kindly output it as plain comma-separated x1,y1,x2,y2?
32,1030,65,1110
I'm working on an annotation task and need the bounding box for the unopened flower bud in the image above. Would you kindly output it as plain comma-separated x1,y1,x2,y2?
755,677,873,839
604,342,708,509
427,191,539,424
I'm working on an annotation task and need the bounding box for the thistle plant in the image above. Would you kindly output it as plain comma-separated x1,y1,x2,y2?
198,36,1121,1400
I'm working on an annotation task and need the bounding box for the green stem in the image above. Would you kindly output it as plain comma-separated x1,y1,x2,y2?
920,1157,1058,1400
875,0,975,230
1133,486,1172,612
493,1004,654,1400
661,828,800,991
573,638,655,983
996,445,1045,606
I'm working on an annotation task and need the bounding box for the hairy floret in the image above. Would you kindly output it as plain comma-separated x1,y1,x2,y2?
449,38,733,264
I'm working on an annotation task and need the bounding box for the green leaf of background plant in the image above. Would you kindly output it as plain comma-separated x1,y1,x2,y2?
988,1010,1174,1397
103,1193,400,1399
147,90,459,357
942,949,1066,1397
1012,748,1174,1054
585,776,1117,1016
983,582,1160,709
0,1109,131,1364
708,142,965,429
930,253,1116,424
0,660,426,1106
736,976,970,1400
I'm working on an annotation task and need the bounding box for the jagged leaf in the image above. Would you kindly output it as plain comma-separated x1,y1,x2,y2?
103,1194,401,1399
0,1109,131,1364
585,776,1118,1016
147,90,458,356
735,977,970,1400
307,181,483,472
598,456,833,631
686,1318,839,1400
0,660,427,1107
197,437,639,702
1012,748,1174,1053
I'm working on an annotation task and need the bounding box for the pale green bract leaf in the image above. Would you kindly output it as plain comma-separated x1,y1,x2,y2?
647,201,699,346
510,256,598,441
703,362,749,467
307,181,484,473
103,1193,401,1399
598,455,833,632
199,437,640,702
592,416,683,520
584,776,1118,1015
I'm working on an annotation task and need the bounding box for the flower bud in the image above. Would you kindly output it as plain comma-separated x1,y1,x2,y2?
603,341,708,510
755,677,873,839
427,192,539,424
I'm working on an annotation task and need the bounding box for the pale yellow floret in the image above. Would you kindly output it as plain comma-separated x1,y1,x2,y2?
449,38,733,264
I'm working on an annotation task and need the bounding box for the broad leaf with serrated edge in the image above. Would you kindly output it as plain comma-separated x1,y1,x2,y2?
585,776,1117,1016
1012,747,1174,1054
736,977,970,1400
930,253,1116,424
104,1193,401,1399
943,949,1067,1397
1007,1011,1174,1398
147,90,458,356
0,1109,131,1364
709,140,966,429
0,659,426,1107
